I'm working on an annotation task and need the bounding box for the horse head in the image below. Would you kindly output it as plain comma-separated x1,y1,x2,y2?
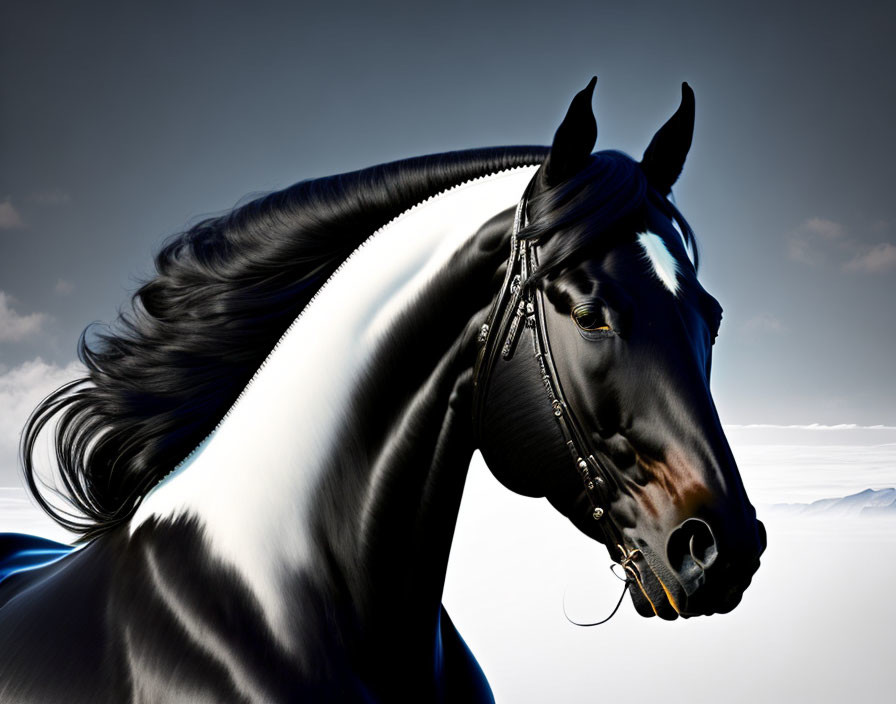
475,79,765,620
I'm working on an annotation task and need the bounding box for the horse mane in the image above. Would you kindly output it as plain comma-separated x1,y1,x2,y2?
21,146,549,539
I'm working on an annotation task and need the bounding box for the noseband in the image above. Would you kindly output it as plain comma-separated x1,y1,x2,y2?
472,176,640,573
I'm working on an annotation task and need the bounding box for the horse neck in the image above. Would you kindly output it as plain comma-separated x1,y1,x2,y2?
129,166,536,653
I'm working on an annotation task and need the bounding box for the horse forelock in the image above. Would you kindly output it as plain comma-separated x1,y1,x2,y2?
519,150,698,286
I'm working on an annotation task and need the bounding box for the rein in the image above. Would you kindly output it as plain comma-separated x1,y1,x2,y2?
471,176,642,622
562,565,632,627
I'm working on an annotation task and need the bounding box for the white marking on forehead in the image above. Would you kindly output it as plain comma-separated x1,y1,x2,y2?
638,231,680,295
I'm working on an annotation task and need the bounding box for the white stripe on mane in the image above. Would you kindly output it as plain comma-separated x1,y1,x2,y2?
129,165,538,643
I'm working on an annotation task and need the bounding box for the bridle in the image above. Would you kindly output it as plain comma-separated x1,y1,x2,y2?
471,174,641,579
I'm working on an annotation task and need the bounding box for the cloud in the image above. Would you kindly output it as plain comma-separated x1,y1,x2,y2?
0,358,85,485
28,190,71,207
788,217,896,274
723,423,896,453
787,217,846,265
731,440,896,505
802,218,844,242
0,292,47,342
0,199,25,229
742,313,785,333
845,242,896,274
0,191,71,232
54,279,75,296
802,217,845,241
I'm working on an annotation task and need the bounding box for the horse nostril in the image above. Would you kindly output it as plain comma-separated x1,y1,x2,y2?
667,518,719,581
687,519,718,569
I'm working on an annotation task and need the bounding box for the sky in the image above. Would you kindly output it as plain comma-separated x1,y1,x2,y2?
0,1,893,468
1,2,894,440
2,4,896,471
1,3,896,700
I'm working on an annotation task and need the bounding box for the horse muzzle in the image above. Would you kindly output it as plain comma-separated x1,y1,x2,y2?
625,518,766,620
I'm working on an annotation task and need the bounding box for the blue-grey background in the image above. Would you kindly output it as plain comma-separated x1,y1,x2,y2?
2,2,895,702
2,0,895,436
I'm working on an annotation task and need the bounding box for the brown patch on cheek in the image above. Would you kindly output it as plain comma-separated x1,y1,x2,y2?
629,446,714,521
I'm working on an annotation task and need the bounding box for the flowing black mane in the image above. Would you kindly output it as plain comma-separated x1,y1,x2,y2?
21,147,548,539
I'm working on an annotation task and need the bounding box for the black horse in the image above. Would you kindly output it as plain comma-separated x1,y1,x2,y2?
0,78,765,702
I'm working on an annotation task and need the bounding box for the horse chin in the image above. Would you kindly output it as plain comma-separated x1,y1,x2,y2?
626,552,686,621
628,578,661,618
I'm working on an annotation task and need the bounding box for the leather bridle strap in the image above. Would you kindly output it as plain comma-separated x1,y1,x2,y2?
472,176,639,568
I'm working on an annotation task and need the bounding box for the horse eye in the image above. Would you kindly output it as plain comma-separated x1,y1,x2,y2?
572,306,611,331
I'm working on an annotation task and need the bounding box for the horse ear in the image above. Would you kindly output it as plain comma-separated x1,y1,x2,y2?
542,76,597,187
640,82,695,195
